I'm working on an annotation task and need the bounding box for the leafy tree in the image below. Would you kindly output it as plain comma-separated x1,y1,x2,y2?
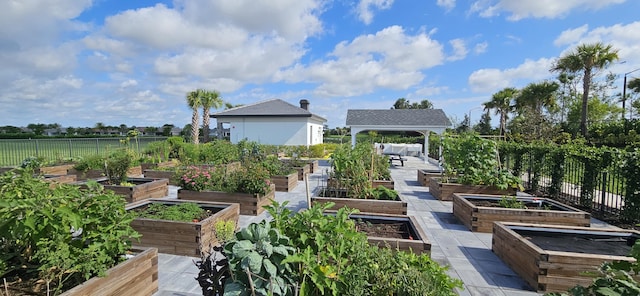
94,122,105,135
473,110,494,135
200,89,223,143
392,98,433,109
392,98,410,109
186,90,201,144
144,126,158,135
484,87,517,137
162,124,175,137
551,42,619,137
411,99,434,109
628,77,640,119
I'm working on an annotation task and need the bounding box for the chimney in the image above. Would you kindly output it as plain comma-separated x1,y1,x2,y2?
299,99,309,110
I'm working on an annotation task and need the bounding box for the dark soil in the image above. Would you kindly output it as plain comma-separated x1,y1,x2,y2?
517,229,633,257
353,219,414,239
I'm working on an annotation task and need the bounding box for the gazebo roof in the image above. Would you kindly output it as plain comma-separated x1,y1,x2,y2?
346,109,451,128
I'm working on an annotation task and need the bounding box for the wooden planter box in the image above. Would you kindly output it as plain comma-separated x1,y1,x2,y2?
143,169,179,185
429,177,517,201
417,169,443,186
61,247,158,296
141,160,178,171
43,174,77,185
307,160,319,173
127,165,143,177
270,172,298,192
294,164,311,181
38,164,74,175
77,177,169,203
69,168,104,180
492,222,639,293
327,177,395,190
453,194,591,233
127,200,240,257
371,178,395,190
351,213,430,254
311,195,407,215
177,184,276,215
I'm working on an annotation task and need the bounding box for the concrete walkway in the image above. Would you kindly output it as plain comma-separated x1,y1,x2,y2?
154,157,594,296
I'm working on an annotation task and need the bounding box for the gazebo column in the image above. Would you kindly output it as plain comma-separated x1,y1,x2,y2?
350,127,364,147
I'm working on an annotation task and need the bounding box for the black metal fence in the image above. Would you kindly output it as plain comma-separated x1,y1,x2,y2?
0,137,167,166
503,150,627,221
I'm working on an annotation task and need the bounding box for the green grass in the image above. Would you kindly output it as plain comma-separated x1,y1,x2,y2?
0,137,166,167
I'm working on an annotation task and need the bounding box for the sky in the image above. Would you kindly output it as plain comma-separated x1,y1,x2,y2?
2,0,640,129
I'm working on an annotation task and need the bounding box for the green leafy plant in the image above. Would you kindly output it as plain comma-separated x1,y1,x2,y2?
195,220,237,296
224,221,297,296
178,165,272,195
0,169,140,294
134,202,208,222
498,196,526,209
366,185,399,200
104,148,136,184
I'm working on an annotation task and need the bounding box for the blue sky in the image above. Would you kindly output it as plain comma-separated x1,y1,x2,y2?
1,0,639,129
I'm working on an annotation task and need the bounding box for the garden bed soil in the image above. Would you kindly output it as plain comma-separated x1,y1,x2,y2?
492,222,639,293
127,200,240,257
453,193,591,232
416,169,443,186
77,177,169,203
312,190,407,215
177,184,276,215
2,247,159,296
429,177,517,201
270,172,298,192
351,214,430,254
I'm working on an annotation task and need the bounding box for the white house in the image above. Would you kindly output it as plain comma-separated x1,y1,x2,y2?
211,99,327,146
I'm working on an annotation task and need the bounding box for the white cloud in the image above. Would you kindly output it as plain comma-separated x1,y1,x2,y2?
470,0,626,21
474,41,488,54
468,58,555,93
554,25,589,46
437,0,456,11
448,39,468,61
277,26,445,97
356,0,394,25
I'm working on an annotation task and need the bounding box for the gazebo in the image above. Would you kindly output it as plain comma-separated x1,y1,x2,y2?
345,109,452,163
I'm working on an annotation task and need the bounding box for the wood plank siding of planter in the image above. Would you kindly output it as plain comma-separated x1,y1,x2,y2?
76,177,169,203
492,222,639,293
453,194,591,232
294,164,310,181
416,169,443,186
128,200,240,257
270,172,298,192
38,164,74,175
43,174,77,185
311,196,408,215
60,247,159,296
429,177,517,201
177,184,276,215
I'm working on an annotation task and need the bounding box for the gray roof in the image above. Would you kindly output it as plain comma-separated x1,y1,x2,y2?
346,109,451,127
212,99,326,121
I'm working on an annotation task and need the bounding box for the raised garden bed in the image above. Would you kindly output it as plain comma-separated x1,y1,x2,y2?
127,165,143,177
60,247,159,296
68,168,105,180
77,177,169,203
270,172,298,192
38,164,74,175
140,160,178,171
294,164,311,181
327,177,395,190
492,222,639,293
127,200,240,257
43,174,77,185
429,177,517,201
453,194,591,232
143,169,179,185
312,188,407,215
178,184,276,215
417,169,443,186
351,213,430,254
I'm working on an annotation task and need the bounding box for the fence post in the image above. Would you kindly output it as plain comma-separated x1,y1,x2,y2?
35,139,39,157
600,171,607,216
68,139,73,159
96,138,100,154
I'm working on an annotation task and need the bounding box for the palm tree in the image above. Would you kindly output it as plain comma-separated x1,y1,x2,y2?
200,89,223,143
514,81,559,115
186,90,201,144
551,42,619,137
484,87,517,137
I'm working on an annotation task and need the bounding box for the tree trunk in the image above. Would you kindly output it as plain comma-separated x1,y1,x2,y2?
581,68,591,137
500,112,506,136
191,110,199,144
203,108,210,143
